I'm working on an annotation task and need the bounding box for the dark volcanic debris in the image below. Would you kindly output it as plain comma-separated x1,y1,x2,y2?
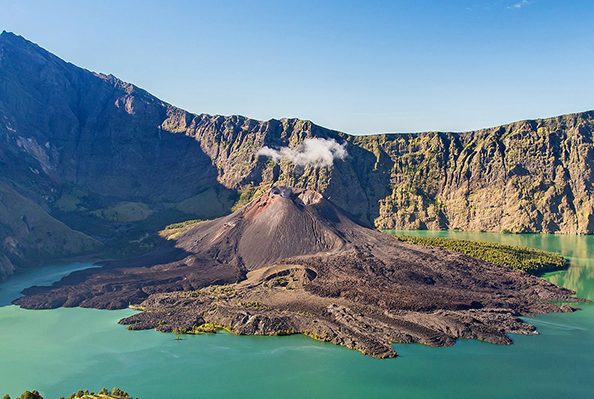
16,187,579,358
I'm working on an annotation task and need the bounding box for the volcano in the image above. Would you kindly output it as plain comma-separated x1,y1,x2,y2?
16,187,577,357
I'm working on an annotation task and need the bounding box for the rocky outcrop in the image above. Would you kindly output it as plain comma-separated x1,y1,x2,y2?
358,117,594,233
166,111,594,234
1,31,593,278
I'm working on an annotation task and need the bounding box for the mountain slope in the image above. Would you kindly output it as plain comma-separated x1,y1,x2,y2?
0,181,100,278
1,31,593,279
0,31,236,278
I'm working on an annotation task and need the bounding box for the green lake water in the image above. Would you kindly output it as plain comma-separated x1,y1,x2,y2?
1,232,593,398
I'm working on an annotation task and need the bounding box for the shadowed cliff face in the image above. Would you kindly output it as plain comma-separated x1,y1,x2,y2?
1,31,593,279
0,32,236,276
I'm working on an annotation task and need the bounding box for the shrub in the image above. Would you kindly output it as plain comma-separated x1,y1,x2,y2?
392,234,567,275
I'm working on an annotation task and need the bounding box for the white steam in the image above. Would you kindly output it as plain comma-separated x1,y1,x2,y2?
257,138,348,167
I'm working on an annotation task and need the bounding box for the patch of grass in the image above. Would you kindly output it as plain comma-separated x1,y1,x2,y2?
172,188,233,216
232,185,258,211
172,322,232,335
54,186,88,212
90,201,153,222
159,219,204,240
240,301,267,310
391,234,567,275
303,330,332,342
212,285,237,300
163,219,203,230
192,322,221,334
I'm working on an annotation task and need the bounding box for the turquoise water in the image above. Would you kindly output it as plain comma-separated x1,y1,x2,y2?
1,233,593,398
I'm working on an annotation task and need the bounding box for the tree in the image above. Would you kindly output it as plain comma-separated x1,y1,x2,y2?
16,391,43,399
172,327,184,340
3,394,11,399
111,388,130,398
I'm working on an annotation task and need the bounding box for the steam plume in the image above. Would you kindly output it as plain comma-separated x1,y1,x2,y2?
257,138,347,167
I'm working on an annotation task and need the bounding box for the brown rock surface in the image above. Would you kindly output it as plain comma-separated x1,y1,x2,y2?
16,188,579,358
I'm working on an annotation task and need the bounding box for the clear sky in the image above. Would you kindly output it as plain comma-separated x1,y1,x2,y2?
1,0,593,134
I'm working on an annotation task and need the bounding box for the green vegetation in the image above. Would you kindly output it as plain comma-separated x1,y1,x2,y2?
392,234,567,275
54,186,88,212
2,388,133,399
172,187,233,216
211,285,237,300
163,219,203,230
192,322,221,333
240,300,266,310
172,327,184,340
14,392,42,399
159,219,204,240
172,322,231,335
90,201,153,223
232,185,258,211
303,330,332,343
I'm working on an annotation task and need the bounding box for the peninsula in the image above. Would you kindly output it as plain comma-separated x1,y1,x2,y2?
16,187,578,358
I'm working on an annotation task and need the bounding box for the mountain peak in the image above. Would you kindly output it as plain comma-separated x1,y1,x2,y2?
1,30,35,46
0,30,60,66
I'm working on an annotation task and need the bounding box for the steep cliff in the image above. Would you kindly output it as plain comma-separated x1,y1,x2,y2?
357,116,594,233
1,31,592,279
164,106,594,234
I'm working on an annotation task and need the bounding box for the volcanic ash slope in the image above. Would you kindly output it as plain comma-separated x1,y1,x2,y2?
118,187,576,358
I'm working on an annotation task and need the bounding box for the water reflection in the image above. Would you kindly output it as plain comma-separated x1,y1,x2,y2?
0,262,95,306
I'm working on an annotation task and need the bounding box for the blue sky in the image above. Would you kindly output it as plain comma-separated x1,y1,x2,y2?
1,0,593,134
